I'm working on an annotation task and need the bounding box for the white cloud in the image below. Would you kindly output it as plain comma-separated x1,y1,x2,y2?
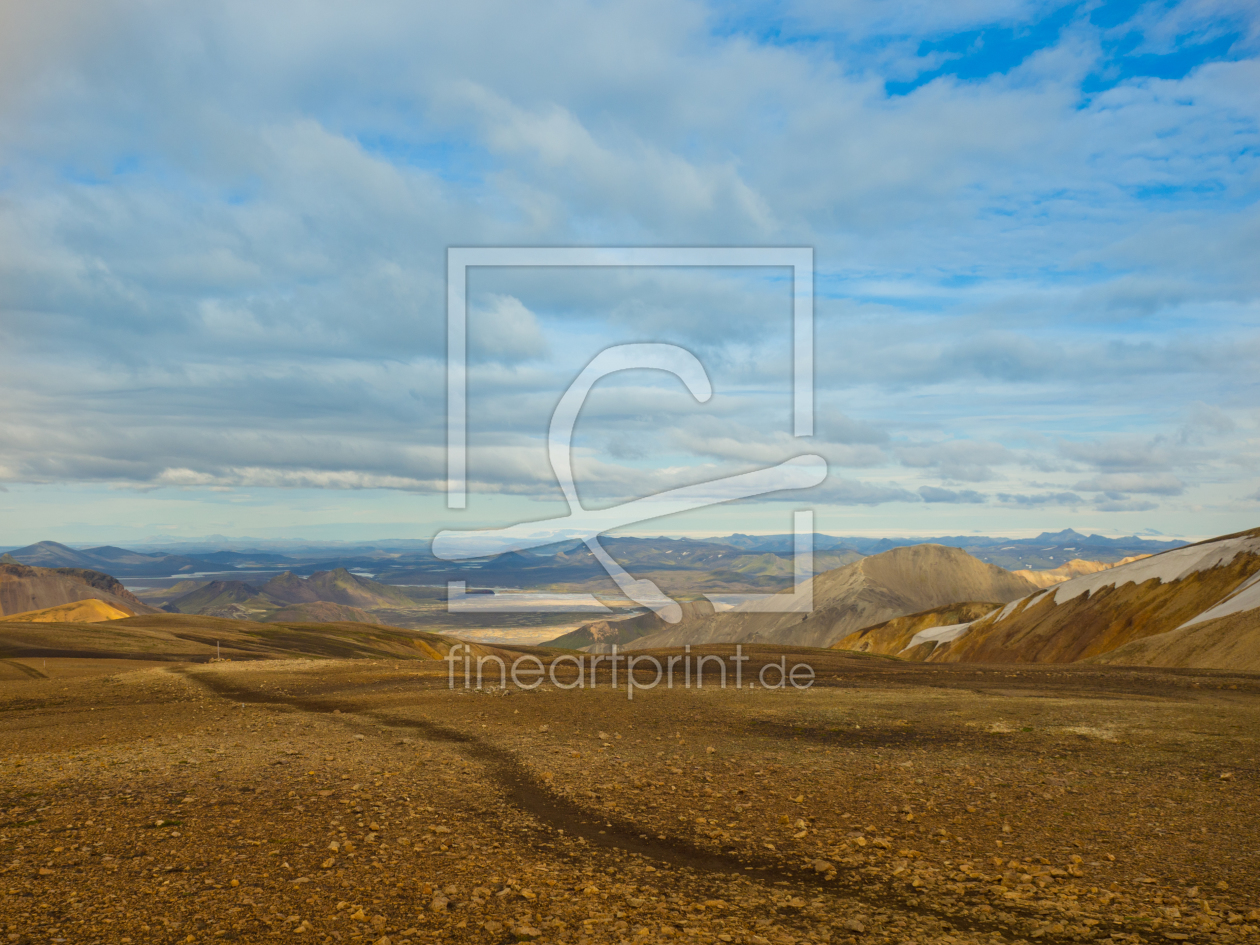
1059,436,1181,473
920,485,986,503
1093,497,1159,513
812,478,920,505
1179,401,1237,444
469,295,549,363
895,440,1015,482
1072,473,1185,496
995,491,1083,506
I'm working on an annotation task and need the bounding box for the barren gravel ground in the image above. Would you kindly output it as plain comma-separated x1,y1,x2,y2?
1,651,1258,945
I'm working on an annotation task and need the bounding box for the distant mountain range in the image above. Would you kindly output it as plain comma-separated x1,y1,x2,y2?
373,537,862,596
716,529,1184,568
3,541,239,577
1,529,1185,581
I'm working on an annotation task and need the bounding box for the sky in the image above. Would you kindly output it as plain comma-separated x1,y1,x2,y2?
1,0,1258,547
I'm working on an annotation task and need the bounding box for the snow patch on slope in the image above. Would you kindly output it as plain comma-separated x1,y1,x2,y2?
995,598,1024,621
1177,568,1260,628
906,622,972,650
1046,535,1260,606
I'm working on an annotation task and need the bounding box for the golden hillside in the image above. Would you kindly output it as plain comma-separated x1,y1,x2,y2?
0,598,131,623
1013,554,1150,588
858,528,1260,668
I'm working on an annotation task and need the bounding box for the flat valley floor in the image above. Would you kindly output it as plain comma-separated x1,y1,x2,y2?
1,651,1258,945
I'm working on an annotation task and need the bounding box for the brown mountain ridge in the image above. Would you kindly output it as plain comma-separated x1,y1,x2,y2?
0,561,158,618
842,527,1260,670
606,544,1036,650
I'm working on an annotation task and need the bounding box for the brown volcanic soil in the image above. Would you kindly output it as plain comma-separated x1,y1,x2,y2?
0,614,531,664
267,602,384,626
1,651,1259,945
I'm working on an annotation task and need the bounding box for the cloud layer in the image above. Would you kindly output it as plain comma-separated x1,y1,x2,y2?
1,0,1258,540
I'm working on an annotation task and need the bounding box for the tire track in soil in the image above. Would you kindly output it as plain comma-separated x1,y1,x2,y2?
0,658,47,679
182,667,1084,944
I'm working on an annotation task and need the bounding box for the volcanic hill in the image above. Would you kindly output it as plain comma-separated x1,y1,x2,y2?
0,561,157,618
604,544,1036,650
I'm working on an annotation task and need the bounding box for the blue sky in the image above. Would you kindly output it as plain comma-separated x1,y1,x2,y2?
0,0,1257,545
